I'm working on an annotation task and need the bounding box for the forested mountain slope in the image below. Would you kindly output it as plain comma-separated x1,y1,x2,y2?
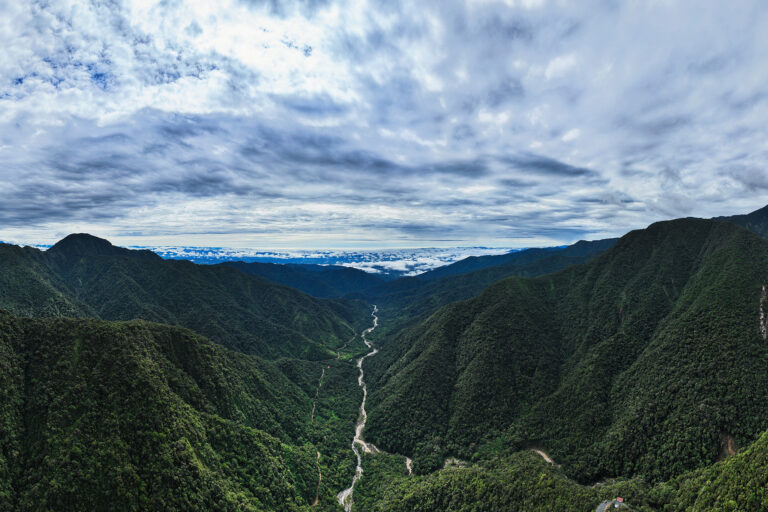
360,423,768,511
717,203,768,239
655,425,768,511
415,238,617,283
0,234,368,359
0,312,320,511
223,261,383,298
365,218,768,485
351,238,616,340
3,217,768,511
0,242,93,318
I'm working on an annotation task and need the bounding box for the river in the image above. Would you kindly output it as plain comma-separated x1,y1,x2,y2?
336,305,379,512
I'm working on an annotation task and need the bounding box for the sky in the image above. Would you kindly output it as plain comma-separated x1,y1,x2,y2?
1,0,768,249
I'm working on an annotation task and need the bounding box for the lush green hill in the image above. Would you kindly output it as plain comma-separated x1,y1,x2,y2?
652,426,768,511
365,218,768,486
356,424,768,511
0,242,91,318
367,241,613,331
717,204,768,239
223,261,383,298
0,311,322,511
0,234,383,510
360,238,620,391
357,450,654,512
351,238,616,350
0,234,369,359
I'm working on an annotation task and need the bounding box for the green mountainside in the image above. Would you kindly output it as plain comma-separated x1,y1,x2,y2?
655,425,768,511
414,238,617,283
223,261,384,298
348,238,616,359
0,312,319,511
0,234,368,359
0,309,379,511
0,242,93,318
358,238,615,336
717,204,768,239
0,235,379,511
356,424,768,511
365,218,768,487
3,211,768,511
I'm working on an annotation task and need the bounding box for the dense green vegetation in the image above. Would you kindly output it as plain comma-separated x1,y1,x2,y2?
3,214,768,511
0,309,381,511
0,234,369,359
274,354,368,509
365,218,768,488
0,243,90,318
364,451,655,512
361,423,768,511
0,312,320,510
718,203,768,239
651,427,768,510
356,238,616,348
0,234,380,511
224,262,384,298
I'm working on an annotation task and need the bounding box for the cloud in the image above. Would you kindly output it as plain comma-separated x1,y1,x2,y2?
273,92,349,116
561,128,580,142
545,54,578,80
1,0,768,248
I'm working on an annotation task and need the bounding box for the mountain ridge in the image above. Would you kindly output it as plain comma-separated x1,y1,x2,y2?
0,236,368,359
716,203,768,239
3,207,768,510
48,233,162,261
365,217,768,485
222,261,384,298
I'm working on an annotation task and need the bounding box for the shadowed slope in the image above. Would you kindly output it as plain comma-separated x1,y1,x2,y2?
223,261,383,298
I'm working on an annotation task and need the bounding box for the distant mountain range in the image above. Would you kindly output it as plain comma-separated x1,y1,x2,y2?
134,245,526,278
0,233,367,358
0,243,531,278
7,204,767,283
222,261,386,298
3,204,768,511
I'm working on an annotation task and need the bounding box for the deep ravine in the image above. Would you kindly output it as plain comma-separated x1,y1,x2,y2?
336,305,379,512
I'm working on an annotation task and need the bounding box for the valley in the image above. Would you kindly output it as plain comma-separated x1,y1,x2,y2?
2,207,768,511
4,1,768,508
337,306,380,511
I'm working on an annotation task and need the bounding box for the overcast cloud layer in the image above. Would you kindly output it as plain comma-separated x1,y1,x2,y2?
1,0,768,248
